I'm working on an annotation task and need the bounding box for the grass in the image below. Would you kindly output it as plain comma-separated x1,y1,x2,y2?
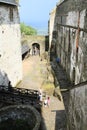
41,82,55,95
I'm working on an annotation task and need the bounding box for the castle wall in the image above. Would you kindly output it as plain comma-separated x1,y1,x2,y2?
67,83,87,130
21,35,47,55
49,1,87,129
0,4,22,87
51,0,87,84
49,8,57,49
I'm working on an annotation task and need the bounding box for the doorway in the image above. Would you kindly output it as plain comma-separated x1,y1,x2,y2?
72,67,75,85
32,43,40,56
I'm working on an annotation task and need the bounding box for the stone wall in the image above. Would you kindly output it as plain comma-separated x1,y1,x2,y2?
21,35,47,55
49,1,87,130
56,0,87,16
51,0,87,84
49,7,57,49
0,105,41,130
67,82,87,130
0,4,22,87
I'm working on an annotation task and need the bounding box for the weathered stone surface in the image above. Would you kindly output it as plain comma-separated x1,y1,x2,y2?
49,1,87,130
67,83,87,130
0,3,22,87
21,35,47,55
0,105,41,130
49,0,87,85
53,86,62,101
0,0,17,6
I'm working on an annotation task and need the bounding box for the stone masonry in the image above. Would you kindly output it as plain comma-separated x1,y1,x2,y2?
67,82,87,130
49,0,87,130
0,0,22,87
49,7,57,50
21,35,48,55
49,0,87,85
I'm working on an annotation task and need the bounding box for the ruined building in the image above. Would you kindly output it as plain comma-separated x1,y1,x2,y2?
0,0,22,87
49,0,87,130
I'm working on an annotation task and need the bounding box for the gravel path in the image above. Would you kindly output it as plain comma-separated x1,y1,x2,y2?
17,55,67,130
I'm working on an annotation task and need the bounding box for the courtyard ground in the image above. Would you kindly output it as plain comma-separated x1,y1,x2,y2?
17,55,67,130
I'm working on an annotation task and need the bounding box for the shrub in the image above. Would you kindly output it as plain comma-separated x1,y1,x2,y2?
20,23,37,35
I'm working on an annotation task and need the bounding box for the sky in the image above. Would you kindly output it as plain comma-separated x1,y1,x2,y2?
19,0,59,30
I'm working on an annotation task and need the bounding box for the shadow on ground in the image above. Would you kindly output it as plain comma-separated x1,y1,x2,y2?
51,110,67,130
39,116,47,130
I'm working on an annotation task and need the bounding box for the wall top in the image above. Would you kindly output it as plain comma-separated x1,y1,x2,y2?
0,0,18,6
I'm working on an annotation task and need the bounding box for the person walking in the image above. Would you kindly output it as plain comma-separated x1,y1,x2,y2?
44,97,50,107
47,97,50,107
44,98,48,107
39,93,42,101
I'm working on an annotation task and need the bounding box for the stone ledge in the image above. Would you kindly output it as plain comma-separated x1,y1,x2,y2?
0,105,41,130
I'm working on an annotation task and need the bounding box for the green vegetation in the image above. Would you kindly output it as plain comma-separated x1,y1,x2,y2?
20,23,37,35
41,82,55,95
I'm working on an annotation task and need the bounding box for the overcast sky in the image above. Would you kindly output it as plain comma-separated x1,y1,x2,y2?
19,0,59,27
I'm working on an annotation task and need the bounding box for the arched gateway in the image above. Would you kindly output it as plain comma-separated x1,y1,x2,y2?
21,35,49,56
32,43,40,55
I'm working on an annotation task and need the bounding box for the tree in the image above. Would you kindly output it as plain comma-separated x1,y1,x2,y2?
20,23,37,35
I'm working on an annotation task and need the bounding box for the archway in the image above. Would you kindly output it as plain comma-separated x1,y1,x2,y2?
32,43,40,56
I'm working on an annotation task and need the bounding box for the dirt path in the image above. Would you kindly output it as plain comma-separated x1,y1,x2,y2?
17,56,43,90
17,55,66,130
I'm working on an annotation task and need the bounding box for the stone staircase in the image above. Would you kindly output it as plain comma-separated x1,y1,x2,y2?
51,60,73,119
0,86,42,112
51,62,72,89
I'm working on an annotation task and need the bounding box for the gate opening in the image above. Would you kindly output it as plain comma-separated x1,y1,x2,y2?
32,43,40,56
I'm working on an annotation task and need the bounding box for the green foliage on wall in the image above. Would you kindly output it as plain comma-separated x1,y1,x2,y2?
20,23,37,35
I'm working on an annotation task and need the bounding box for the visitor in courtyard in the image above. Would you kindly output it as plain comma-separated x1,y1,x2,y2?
38,88,43,101
39,93,42,101
44,98,48,107
56,57,60,65
8,81,12,92
56,57,60,63
47,97,50,107
34,49,36,55
44,97,50,107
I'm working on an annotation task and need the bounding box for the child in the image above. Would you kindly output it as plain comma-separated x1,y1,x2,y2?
44,97,50,107
47,97,50,107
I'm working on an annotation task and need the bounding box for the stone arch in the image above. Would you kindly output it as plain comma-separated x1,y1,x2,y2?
22,35,46,55
32,43,40,55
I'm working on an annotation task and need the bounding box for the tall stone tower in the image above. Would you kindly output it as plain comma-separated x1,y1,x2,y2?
0,0,22,87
